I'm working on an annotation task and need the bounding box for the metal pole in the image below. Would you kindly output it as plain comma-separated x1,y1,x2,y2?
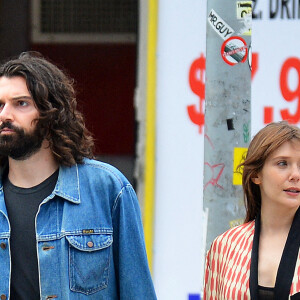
204,0,252,250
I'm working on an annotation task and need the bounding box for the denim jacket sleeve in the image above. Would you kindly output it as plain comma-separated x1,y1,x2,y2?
112,184,157,299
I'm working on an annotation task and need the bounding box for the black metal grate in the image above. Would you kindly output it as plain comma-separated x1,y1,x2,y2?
40,0,137,34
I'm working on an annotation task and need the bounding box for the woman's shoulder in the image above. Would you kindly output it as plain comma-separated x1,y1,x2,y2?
210,220,255,250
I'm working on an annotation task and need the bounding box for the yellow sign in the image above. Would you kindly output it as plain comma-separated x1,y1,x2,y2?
233,147,248,185
229,218,244,228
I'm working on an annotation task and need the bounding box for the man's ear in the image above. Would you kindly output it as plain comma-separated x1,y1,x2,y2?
251,176,261,185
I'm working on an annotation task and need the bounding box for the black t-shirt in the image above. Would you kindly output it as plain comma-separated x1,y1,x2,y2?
258,285,274,300
4,170,58,300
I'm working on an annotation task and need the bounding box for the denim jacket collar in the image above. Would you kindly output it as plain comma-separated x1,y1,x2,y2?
0,162,81,205
54,164,81,204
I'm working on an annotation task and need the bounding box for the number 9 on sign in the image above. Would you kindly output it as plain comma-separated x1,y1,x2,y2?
280,57,300,124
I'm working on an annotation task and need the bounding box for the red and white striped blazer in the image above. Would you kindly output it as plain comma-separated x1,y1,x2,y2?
203,217,300,300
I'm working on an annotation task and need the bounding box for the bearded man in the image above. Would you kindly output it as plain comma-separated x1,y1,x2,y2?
0,52,156,300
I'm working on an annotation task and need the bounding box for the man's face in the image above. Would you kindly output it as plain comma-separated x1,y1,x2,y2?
0,76,44,160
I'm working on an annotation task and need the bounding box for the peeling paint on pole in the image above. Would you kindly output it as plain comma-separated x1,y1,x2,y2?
204,0,252,250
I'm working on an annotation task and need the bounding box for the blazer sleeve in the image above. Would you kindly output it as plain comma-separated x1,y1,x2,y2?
203,246,214,300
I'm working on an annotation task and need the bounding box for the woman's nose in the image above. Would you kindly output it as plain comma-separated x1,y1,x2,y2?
289,166,300,182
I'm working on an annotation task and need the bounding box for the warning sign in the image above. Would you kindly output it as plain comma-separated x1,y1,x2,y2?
221,36,248,66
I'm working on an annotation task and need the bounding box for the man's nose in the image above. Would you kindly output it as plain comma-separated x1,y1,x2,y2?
0,104,13,123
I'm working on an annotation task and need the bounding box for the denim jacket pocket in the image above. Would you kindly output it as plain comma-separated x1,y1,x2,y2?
66,233,113,295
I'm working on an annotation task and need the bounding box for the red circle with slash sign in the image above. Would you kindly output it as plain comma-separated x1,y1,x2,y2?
221,36,248,66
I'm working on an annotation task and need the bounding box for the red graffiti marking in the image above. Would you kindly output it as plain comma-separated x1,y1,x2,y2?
204,162,225,190
204,135,225,190
204,134,214,149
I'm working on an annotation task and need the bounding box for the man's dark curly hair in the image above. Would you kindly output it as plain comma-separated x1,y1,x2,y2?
0,51,94,166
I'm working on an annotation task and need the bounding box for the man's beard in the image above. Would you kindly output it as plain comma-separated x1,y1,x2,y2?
0,121,45,160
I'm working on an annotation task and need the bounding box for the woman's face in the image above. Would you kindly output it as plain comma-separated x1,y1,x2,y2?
253,139,300,213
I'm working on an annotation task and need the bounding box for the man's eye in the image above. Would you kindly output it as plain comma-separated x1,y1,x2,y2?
18,101,28,107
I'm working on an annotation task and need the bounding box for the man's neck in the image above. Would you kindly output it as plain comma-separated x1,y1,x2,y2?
7,140,59,188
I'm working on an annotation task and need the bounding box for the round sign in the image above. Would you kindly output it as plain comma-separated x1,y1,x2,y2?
221,36,248,66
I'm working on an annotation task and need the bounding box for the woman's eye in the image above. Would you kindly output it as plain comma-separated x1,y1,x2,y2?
278,161,287,166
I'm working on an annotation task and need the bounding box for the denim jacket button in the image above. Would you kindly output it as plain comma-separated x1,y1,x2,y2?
0,294,7,300
87,241,94,248
0,243,6,250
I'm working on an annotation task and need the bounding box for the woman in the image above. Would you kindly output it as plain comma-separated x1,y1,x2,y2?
203,121,300,299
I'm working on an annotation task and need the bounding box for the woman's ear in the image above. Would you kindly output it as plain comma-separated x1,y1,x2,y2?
251,176,261,185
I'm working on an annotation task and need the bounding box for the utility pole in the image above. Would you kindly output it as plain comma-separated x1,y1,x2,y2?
204,0,252,250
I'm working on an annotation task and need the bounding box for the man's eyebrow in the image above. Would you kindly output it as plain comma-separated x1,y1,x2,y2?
11,96,33,100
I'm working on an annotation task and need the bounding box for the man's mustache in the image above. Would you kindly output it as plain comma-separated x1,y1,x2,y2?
0,122,19,131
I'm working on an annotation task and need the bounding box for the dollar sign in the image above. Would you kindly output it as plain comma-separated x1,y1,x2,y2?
187,53,206,133
251,52,258,80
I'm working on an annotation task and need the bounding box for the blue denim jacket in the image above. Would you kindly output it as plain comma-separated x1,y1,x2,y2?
0,159,156,299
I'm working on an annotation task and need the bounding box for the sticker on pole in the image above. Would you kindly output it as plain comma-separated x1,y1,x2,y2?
233,147,247,185
236,1,252,36
221,36,248,66
208,9,234,40
236,1,252,19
